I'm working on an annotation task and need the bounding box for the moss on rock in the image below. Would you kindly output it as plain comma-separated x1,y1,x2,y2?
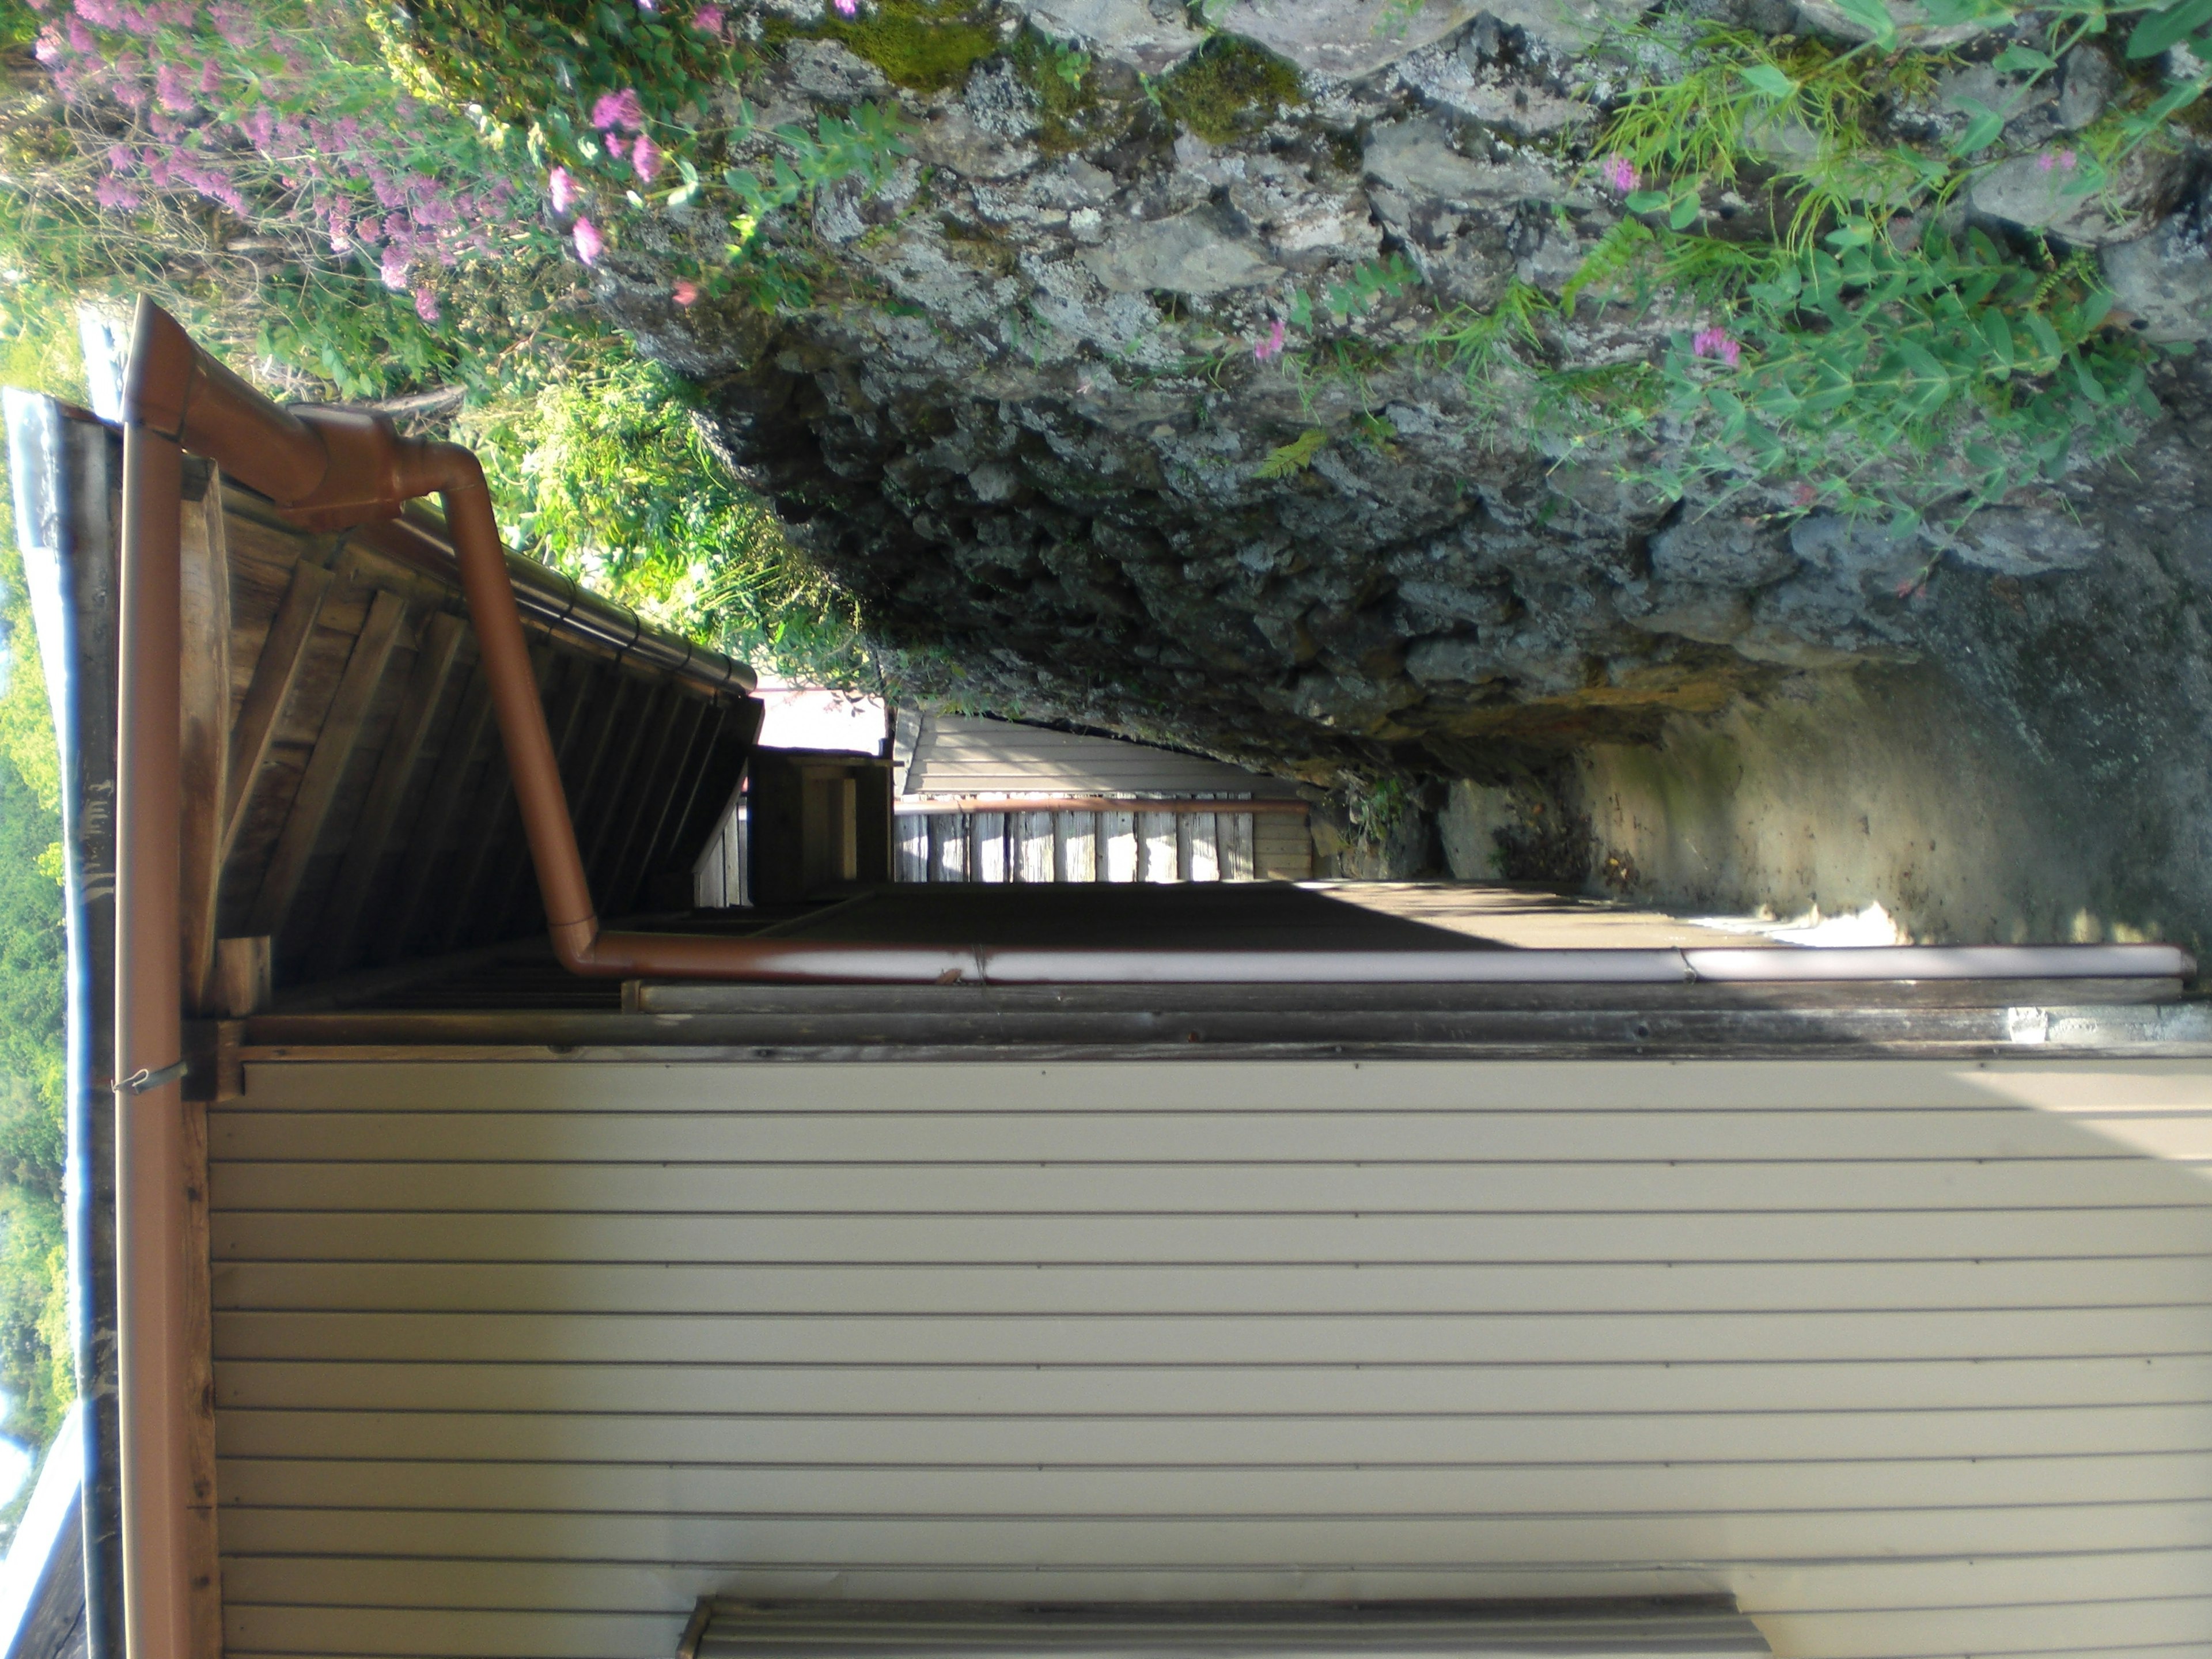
814,0,1001,92
1158,35,1303,143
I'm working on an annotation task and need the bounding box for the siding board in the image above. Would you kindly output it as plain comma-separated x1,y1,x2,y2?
212,1058,2212,1659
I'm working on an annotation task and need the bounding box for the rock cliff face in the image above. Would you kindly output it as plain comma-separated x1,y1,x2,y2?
600,0,2212,944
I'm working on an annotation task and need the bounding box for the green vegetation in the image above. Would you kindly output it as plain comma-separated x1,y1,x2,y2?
809,0,1001,92
0,302,81,1534
1157,35,1302,143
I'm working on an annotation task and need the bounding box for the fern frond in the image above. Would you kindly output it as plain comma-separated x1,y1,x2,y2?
1559,219,1656,314
1256,428,1329,478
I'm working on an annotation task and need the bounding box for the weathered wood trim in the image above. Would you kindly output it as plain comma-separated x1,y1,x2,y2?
177,468,230,1014
311,611,465,977
247,588,409,938
179,1092,220,1659
218,561,333,869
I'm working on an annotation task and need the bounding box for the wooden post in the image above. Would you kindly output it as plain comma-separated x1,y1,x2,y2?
176,465,229,1014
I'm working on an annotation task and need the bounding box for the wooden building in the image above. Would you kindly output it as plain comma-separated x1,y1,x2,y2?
7,319,2212,1659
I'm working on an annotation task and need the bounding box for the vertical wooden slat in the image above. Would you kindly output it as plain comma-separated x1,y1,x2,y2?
177,468,230,1013
246,588,408,940
974,811,1008,883
656,698,761,902
896,815,930,883
1103,809,1137,881
929,813,967,883
1139,810,1177,883
373,666,493,965
604,695,708,916
620,702,730,916
562,676,643,887
440,645,561,951
1221,812,1256,881
578,680,672,891
489,661,612,937
220,560,333,868
1188,811,1221,882
1057,810,1098,882
309,611,465,978
596,690,700,910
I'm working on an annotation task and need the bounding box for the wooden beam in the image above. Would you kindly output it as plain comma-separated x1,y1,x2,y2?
630,702,734,911
309,610,466,978
372,664,493,967
598,692,704,915
246,588,408,941
219,559,333,869
177,469,230,1013
579,680,673,890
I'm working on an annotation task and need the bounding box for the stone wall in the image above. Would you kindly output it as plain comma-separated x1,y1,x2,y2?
603,0,2212,949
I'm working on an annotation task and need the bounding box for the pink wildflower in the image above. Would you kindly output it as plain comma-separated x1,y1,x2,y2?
604,134,629,162
832,0,857,14
379,249,410,291
154,60,191,113
413,286,440,323
549,165,578,214
631,131,662,183
590,87,645,132
1791,482,1816,507
673,279,699,305
692,3,725,29
1692,325,1742,368
637,0,656,10
1252,318,1286,363
572,214,604,264
2059,148,2077,171
2037,148,2080,175
1600,153,1638,194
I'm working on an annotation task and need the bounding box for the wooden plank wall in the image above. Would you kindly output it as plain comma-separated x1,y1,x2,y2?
208,1057,2212,1659
904,716,1300,798
207,487,756,986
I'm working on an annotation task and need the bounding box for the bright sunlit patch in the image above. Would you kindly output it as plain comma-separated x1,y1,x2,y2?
1687,900,1908,947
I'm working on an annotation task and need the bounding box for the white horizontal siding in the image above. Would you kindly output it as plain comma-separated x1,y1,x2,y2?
211,1059,2212,1659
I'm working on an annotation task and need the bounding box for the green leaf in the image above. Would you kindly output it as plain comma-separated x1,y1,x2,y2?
2024,309,2063,360
1668,194,1702,230
2080,287,2114,328
1994,43,2058,71
1740,62,1798,97
1948,100,2006,154
1830,0,1899,46
1624,190,1669,214
1980,308,2015,370
2127,0,2212,58
2071,352,2108,402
